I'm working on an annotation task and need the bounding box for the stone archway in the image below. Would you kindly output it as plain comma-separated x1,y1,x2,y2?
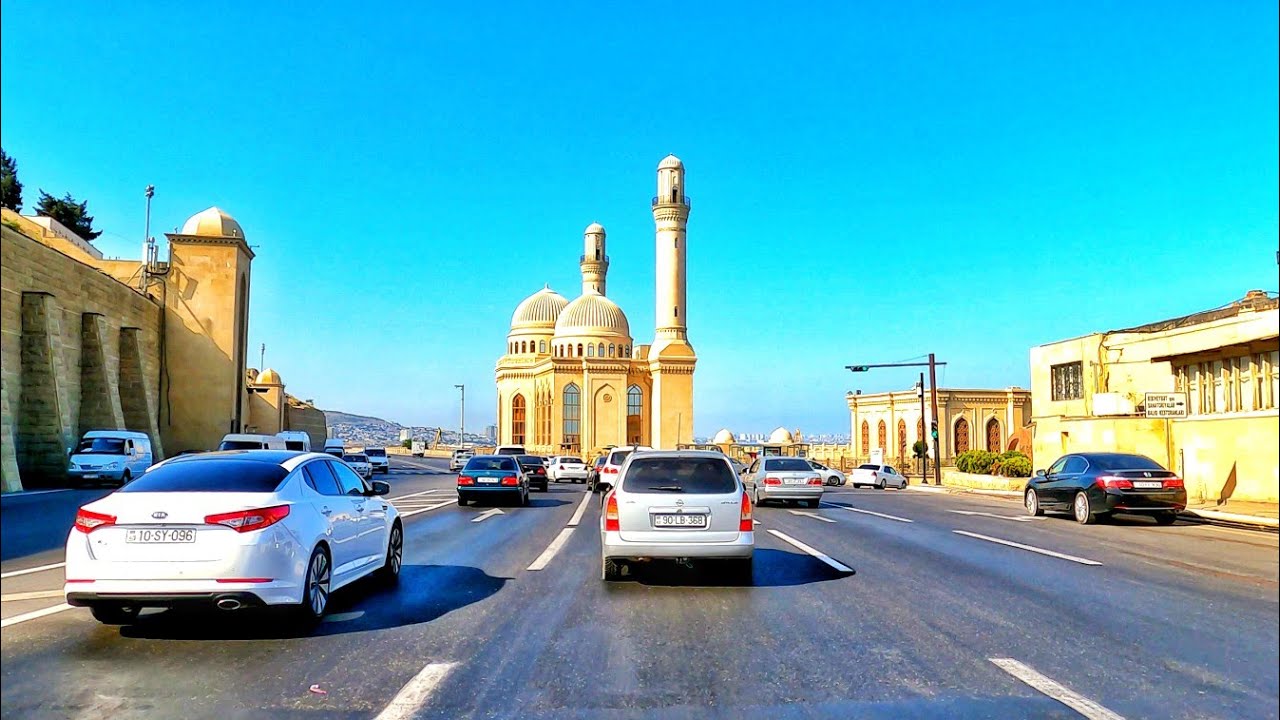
954,417,970,455
986,418,1000,452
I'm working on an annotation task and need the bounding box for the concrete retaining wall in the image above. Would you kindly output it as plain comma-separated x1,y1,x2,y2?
941,469,1027,493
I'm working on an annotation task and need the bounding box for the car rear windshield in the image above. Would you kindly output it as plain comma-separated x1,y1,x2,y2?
284,441,306,451
1089,454,1166,471
366,448,386,456
517,455,544,464
76,438,126,454
608,450,633,465
857,464,881,470
120,460,288,493
218,440,264,450
764,458,814,472
465,457,517,472
622,457,737,494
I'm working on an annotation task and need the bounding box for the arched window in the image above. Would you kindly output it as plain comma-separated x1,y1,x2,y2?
608,343,615,357
587,344,595,357
539,340,547,354
511,394,526,446
563,384,580,450
598,343,605,357
860,421,870,455
986,418,1000,452
897,419,907,460
627,385,643,445
954,417,970,455
877,420,887,451
577,343,584,357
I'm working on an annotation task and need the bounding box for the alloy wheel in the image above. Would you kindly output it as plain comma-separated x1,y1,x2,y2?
389,525,403,575
1074,493,1089,523
308,551,331,616
1025,490,1038,515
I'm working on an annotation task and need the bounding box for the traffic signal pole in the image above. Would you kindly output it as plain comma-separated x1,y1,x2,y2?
928,353,942,486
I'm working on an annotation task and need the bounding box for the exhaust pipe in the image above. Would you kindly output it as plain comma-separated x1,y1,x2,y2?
216,598,242,611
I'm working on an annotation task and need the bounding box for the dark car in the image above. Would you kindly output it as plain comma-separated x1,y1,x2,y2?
1024,452,1187,525
587,456,607,492
457,455,529,507
516,455,550,492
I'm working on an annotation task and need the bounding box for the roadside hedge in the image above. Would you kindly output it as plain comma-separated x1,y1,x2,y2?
956,449,1032,478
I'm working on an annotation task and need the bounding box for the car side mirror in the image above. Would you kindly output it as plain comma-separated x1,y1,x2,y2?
1034,469,1046,478
369,480,391,496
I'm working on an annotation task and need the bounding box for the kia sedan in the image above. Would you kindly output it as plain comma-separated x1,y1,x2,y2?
601,451,753,582
741,456,824,507
64,450,402,626
1025,452,1187,525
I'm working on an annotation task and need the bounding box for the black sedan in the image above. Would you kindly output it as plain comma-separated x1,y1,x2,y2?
516,455,550,492
1024,452,1187,525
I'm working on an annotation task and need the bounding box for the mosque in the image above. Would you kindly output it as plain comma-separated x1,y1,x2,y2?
494,155,697,456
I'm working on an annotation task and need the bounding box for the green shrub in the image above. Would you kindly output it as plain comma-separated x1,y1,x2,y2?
995,455,1032,477
956,450,998,474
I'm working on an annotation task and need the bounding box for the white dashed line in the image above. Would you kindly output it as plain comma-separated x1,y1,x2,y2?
2,590,65,602
990,657,1126,719
954,530,1102,566
788,510,836,523
387,489,442,502
527,528,575,571
821,502,914,523
398,499,458,518
0,603,75,628
949,509,1044,522
0,562,65,579
766,529,853,574
566,491,593,527
373,662,457,720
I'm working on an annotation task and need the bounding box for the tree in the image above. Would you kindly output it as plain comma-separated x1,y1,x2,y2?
0,148,21,211
35,190,102,241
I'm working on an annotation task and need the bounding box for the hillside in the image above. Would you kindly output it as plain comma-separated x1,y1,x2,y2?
322,409,485,448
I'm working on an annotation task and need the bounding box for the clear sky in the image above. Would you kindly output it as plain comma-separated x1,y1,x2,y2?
2,2,1276,436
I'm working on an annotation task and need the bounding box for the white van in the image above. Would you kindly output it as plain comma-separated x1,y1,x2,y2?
217,433,287,451
323,438,346,458
68,430,154,486
275,431,312,452
495,445,525,456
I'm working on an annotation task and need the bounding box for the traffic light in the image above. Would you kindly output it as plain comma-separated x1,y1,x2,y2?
930,420,939,440
847,365,870,372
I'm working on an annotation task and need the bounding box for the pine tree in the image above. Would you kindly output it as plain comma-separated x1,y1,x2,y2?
0,148,22,211
35,190,102,241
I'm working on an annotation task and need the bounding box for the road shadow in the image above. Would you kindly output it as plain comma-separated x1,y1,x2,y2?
608,548,853,589
116,564,507,640
1,489,113,561
466,496,571,509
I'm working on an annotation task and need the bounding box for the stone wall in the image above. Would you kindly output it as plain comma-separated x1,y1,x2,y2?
1,225,163,490
285,400,328,451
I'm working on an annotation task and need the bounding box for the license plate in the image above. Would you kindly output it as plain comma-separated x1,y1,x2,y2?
652,514,707,528
478,478,499,484
1132,481,1163,489
125,528,196,544
82,474,99,480
783,478,808,485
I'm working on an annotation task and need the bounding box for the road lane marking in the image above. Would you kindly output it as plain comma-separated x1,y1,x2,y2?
373,662,457,720
398,499,458,518
954,531,1102,566
822,502,914,523
527,528,575,571
566,490,594,527
766,529,853,574
752,519,760,526
471,508,504,523
788,510,836,523
0,603,75,628
387,489,442,502
0,562,66,579
990,657,1126,719
949,509,1045,523
2,590,65,602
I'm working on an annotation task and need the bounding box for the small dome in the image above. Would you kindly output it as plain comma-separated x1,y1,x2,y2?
584,222,605,235
768,426,794,444
658,154,683,170
511,287,569,329
712,429,736,445
554,293,630,339
256,368,283,385
181,207,244,239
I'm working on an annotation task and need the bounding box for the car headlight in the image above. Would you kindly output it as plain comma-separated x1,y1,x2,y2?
69,462,79,470
106,461,121,469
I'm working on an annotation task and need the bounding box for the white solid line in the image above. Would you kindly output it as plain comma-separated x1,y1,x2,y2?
0,603,75,628
398,499,457,518
2,590,65,602
373,662,457,720
990,657,1126,720
471,508,504,523
822,502,914,523
388,489,442,502
788,510,836,523
527,527,575,571
566,491,593,527
766,529,853,574
955,530,1102,566
0,562,66,579
949,509,1043,523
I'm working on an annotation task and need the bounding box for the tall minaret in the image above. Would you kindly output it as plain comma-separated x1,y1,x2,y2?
581,222,608,295
649,155,696,449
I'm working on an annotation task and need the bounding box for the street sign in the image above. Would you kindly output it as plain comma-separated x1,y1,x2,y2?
1144,392,1188,419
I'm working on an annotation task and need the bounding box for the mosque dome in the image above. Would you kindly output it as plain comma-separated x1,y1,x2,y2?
712,429,736,445
585,222,605,235
181,207,245,239
257,368,283,385
510,287,569,329
553,292,630,339
658,154,684,170
768,426,794,444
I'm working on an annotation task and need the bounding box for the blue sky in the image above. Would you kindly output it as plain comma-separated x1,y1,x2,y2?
3,2,1276,436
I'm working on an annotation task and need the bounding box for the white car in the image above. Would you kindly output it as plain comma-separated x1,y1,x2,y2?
849,463,908,489
600,450,753,582
549,456,589,484
365,447,389,474
809,460,846,487
741,456,825,508
64,450,401,626
450,449,475,472
591,445,653,493
343,453,373,479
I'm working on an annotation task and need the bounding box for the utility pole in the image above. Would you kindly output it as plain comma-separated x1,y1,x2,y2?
846,356,948,485
917,372,927,482
455,384,465,449
140,185,155,291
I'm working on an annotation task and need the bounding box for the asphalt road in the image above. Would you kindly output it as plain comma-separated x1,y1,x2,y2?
2,456,1276,719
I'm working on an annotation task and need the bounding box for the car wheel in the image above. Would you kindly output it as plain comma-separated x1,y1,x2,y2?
876,479,886,490
754,488,765,507
378,521,403,583
602,556,621,582
1073,492,1097,525
90,603,141,625
118,470,132,488
521,489,530,507
297,545,331,623
1154,511,1178,526
1025,489,1043,517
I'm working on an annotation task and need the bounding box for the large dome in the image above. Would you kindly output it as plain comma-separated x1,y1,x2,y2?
181,207,244,238
768,426,794,444
554,292,630,338
712,429,736,445
511,287,569,329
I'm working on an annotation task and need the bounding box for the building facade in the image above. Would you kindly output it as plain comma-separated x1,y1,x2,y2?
494,156,697,456
1031,291,1279,505
846,386,1033,466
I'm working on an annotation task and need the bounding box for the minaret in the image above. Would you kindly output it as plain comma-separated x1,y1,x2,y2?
581,222,608,295
649,155,697,449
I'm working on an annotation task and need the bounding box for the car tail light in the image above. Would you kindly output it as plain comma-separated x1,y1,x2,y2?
500,475,519,486
458,475,476,485
604,466,618,475
1095,476,1133,490
535,467,546,475
739,491,753,531
763,477,782,486
204,505,290,533
1164,477,1184,488
215,577,273,584
807,477,823,486
74,508,116,533
604,491,620,532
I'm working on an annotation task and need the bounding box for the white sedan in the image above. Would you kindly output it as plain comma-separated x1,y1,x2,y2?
808,460,847,486
849,463,909,490
64,450,402,626
549,456,589,483
343,453,373,479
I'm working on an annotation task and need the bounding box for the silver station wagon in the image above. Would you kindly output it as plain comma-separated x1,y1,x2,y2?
599,450,754,582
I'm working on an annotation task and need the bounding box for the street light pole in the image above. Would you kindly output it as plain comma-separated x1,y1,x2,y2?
928,353,942,486
454,384,465,449
917,373,927,483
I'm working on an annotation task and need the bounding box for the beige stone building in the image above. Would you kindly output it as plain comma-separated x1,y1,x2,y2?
846,386,1033,466
494,155,697,456
1030,291,1279,504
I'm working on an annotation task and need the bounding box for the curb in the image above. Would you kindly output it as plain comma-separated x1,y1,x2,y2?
1183,508,1279,530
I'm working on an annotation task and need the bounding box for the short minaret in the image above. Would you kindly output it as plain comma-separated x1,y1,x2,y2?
649,154,697,449
581,223,608,295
